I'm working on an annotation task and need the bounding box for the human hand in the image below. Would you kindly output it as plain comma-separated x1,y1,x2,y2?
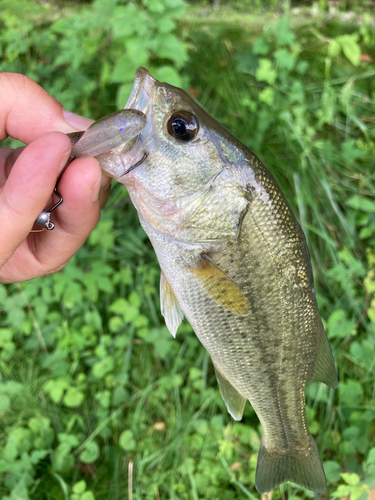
0,73,111,283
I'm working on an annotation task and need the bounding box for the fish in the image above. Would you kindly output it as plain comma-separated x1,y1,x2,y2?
96,67,338,494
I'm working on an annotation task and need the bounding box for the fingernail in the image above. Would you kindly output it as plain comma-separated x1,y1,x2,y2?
91,173,102,202
59,146,71,172
63,110,94,131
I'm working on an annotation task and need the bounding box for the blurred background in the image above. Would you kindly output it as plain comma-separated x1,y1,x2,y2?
0,0,374,499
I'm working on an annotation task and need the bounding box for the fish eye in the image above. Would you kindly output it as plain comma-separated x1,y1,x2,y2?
166,112,198,142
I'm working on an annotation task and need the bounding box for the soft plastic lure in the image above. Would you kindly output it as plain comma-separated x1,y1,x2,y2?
34,109,146,230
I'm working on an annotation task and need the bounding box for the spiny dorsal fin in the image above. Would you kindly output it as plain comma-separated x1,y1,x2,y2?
160,272,184,338
189,254,250,316
309,322,338,388
213,362,246,421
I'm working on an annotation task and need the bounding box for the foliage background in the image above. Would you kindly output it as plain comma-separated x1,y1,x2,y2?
0,0,375,499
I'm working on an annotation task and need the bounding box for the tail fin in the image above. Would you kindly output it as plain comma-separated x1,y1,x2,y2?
255,436,327,494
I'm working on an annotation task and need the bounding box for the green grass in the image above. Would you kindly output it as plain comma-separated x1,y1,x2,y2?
1,1,375,499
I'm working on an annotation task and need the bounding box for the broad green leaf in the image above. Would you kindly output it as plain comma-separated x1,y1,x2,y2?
236,49,258,75
119,430,136,451
350,340,374,369
80,442,100,464
258,87,274,106
112,5,137,38
125,37,149,66
8,480,29,500
339,380,363,406
342,139,365,163
328,39,341,57
44,379,68,403
327,309,355,339
346,195,375,213
157,17,175,34
154,34,188,69
110,298,128,315
274,48,295,71
274,18,295,46
94,390,111,408
252,38,270,55
92,357,114,379
81,492,95,500
58,433,80,447
73,480,87,494
193,419,208,435
117,82,134,108
337,35,361,66
2,381,23,396
323,461,342,483
144,0,165,13
340,472,360,486
54,443,74,473
152,65,182,87
109,316,123,332
256,59,276,85
63,388,84,408
359,227,373,239
112,386,129,406
0,394,10,412
30,449,49,464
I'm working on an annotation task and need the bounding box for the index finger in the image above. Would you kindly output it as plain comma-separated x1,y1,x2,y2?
0,72,88,144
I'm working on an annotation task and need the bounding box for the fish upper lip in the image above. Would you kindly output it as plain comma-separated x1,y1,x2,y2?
121,151,147,176
125,67,155,111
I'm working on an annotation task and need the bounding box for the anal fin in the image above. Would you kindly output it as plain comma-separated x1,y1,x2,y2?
189,254,250,316
213,362,246,421
160,272,184,338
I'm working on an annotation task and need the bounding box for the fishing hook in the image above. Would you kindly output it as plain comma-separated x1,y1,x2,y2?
121,151,147,176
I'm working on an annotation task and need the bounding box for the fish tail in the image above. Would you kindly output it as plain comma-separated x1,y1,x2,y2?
255,436,327,494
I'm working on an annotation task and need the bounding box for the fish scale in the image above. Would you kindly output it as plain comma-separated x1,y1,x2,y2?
95,67,338,494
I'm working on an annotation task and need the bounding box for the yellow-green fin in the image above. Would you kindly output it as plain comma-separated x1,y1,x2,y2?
189,254,250,316
309,323,338,388
213,362,246,421
160,272,184,338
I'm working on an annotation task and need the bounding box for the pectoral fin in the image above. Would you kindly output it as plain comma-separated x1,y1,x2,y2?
160,272,184,338
213,362,246,421
309,323,338,388
189,254,250,316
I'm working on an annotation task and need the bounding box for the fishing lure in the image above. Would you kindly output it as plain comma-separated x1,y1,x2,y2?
34,109,146,230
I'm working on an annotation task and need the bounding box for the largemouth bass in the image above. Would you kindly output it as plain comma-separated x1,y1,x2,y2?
97,68,338,494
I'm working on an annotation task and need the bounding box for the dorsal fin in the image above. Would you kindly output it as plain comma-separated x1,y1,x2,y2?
160,272,184,338
189,254,250,316
213,362,246,421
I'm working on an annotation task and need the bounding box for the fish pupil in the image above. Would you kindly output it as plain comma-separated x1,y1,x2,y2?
173,119,187,137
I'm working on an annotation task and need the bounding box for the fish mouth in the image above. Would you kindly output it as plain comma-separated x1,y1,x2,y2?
125,67,156,112
120,68,156,176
